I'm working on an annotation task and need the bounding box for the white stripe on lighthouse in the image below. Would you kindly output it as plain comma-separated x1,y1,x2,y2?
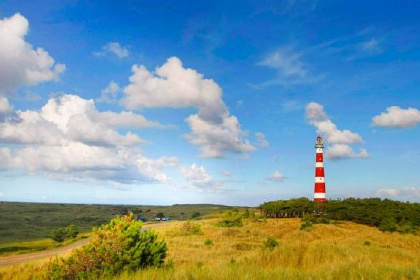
315,162,324,167
316,148,323,153
315,177,324,182
314,193,326,199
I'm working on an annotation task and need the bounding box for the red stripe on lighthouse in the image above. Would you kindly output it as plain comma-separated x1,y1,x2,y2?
316,153,323,162
315,167,324,177
314,136,326,203
315,182,325,193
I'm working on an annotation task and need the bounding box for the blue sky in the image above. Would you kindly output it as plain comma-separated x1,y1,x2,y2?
1,1,420,206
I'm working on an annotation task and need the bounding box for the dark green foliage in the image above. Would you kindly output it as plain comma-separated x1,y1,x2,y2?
243,209,250,218
301,213,330,226
45,213,167,279
65,224,78,238
51,224,79,242
260,198,420,234
379,218,397,232
263,237,279,250
204,239,213,246
216,218,243,227
51,228,66,243
260,198,313,218
0,202,239,243
364,241,371,246
242,209,255,218
191,212,201,219
300,221,313,231
397,221,417,234
216,209,245,227
156,212,165,219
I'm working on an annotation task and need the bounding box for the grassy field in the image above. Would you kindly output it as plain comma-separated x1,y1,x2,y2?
1,217,420,279
0,202,236,243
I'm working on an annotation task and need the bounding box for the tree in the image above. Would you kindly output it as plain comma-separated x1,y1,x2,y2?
379,218,397,232
45,213,167,279
65,224,79,239
191,212,200,219
52,228,66,243
260,197,420,234
156,212,165,219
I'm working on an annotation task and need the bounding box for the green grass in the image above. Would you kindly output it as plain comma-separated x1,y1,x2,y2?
0,202,239,243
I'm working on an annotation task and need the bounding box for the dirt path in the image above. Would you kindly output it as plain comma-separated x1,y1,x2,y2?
0,238,89,267
0,222,176,267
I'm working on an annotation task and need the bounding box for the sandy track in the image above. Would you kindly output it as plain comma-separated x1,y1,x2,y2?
0,222,175,267
0,239,90,267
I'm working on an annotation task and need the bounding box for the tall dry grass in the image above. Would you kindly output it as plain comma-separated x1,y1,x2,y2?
1,218,420,279
112,218,420,279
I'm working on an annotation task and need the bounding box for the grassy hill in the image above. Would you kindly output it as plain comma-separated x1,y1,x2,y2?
1,217,419,279
115,218,420,279
0,202,236,243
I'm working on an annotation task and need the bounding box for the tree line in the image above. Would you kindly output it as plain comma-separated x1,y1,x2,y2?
260,197,420,233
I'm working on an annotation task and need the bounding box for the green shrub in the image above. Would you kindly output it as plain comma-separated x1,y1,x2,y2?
216,217,243,227
44,213,167,279
51,228,66,243
204,239,213,246
263,237,279,250
242,209,255,218
300,221,313,231
301,213,330,225
397,222,417,234
379,218,397,233
191,212,201,219
51,224,79,242
65,224,78,239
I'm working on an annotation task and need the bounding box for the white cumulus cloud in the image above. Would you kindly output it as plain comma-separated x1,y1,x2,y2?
305,102,368,160
94,42,129,58
40,94,155,147
267,171,285,181
255,132,269,148
97,81,121,103
185,114,254,158
180,164,224,192
372,106,420,128
0,97,13,113
0,95,176,185
0,13,65,96
326,144,369,159
376,187,420,200
122,57,255,158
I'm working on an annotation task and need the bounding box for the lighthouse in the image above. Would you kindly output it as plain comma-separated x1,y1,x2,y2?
314,136,326,203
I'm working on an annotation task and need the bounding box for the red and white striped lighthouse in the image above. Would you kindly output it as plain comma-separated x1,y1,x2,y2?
314,136,326,203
